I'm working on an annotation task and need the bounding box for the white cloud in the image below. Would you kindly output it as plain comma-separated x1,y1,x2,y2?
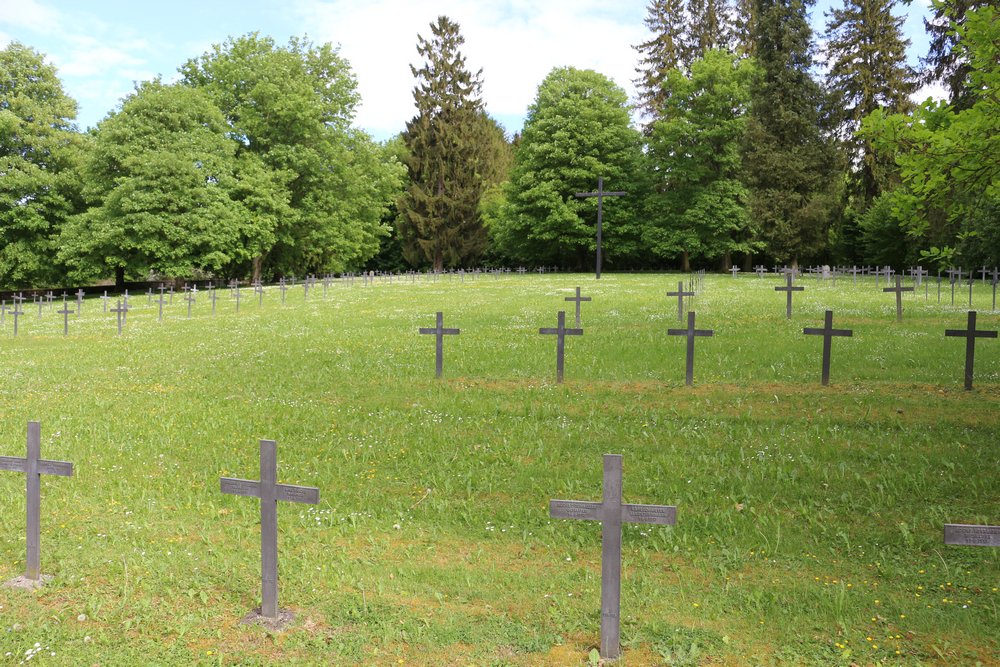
295,0,646,139
0,0,61,33
911,80,948,105
0,30,11,48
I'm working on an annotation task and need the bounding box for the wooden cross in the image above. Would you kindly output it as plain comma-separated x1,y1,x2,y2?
110,299,128,335
944,311,997,390
774,273,805,319
419,312,460,379
550,454,676,660
539,311,582,383
564,287,592,326
575,177,626,280
221,439,319,619
666,281,694,322
882,275,914,322
803,310,853,386
667,311,714,386
57,302,73,336
0,421,73,583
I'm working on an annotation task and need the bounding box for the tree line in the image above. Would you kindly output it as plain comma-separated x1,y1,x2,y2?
1,0,997,289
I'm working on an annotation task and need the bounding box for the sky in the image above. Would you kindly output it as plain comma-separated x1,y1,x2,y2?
0,0,943,141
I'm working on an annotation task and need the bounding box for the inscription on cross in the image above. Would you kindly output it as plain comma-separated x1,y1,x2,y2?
944,311,997,390
550,454,676,660
564,286,592,326
1,421,73,587
803,310,853,386
418,312,460,379
539,311,582,383
221,439,319,621
882,275,914,322
667,311,714,386
575,177,626,280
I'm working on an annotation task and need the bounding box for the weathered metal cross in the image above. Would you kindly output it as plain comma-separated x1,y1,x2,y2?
667,311,714,386
666,281,694,322
882,275,914,322
945,311,997,390
57,302,73,336
221,439,319,619
774,273,805,319
110,299,128,335
539,311,582,383
564,286,592,326
419,312,460,379
575,177,626,280
0,421,73,584
550,454,676,660
803,310,853,386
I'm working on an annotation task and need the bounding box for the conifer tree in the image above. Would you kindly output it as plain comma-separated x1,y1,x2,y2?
634,0,689,129
398,16,506,271
688,0,732,55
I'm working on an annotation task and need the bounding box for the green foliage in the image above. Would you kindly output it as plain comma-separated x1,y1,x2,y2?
634,0,689,128
645,50,761,269
0,42,86,288
921,0,992,111
397,17,510,271
488,67,644,269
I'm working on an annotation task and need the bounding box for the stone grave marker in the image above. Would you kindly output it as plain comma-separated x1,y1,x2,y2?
803,310,853,386
565,287,592,327
775,273,805,319
882,275,914,322
419,312,460,379
667,311,713,386
220,439,319,624
550,454,676,660
575,177,626,280
1,421,73,588
944,523,1000,547
944,311,997,390
539,311,582,383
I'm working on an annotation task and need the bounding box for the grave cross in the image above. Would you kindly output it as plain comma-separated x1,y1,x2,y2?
944,311,997,390
110,299,128,335
0,421,73,583
100,290,109,313
754,265,767,278
980,266,990,285
418,312,460,379
667,311,714,386
564,286,592,326
882,275,914,322
9,301,23,336
947,267,963,306
220,439,319,620
210,286,217,314
279,279,288,304
57,302,73,336
156,289,166,322
539,311,583,383
944,523,1000,547
992,269,998,311
730,266,741,278
575,177,626,280
774,273,805,319
803,310,853,386
666,281,694,322
75,289,84,314
550,454,676,660
185,290,195,318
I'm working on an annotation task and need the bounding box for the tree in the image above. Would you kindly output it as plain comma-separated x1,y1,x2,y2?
922,0,991,111
633,0,689,130
824,0,915,208
688,0,733,55
59,81,285,286
0,42,86,288
645,50,761,271
742,0,843,264
488,68,644,269
397,16,508,271
180,34,402,279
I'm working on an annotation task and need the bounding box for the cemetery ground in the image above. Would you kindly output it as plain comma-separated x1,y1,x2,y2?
0,274,997,666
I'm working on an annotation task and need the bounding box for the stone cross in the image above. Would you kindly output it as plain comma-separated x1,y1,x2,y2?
550,454,676,660
419,312,460,379
913,266,928,287
0,421,73,584
666,281,694,322
75,289,84,314
803,310,853,386
730,266,740,278
944,311,997,390
944,524,1000,547
539,311,582,383
565,287,592,326
220,439,319,620
882,275,914,322
575,177,626,280
774,273,805,319
979,266,990,285
110,299,128,335
57,302,73,336
667,311,714,386
754,265,767,278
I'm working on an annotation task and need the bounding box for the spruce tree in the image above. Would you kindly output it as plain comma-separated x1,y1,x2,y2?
922,0,990,111
688,0,732,55
732,0,758,54
743,0,842,264
398,16,505,271
825,0,915,207
633,0,690,129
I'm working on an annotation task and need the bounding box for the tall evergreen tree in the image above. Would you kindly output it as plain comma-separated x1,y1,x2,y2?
688,0,732,55
732,0,758,54
922,0,990,111
743,0,843,264
633,0,689,129
398,16,506,271
825,0,915,207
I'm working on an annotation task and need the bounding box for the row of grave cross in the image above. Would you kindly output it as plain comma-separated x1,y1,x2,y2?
4,422,996,659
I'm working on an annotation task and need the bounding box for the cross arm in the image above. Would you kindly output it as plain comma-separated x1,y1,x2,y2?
220,477,261,498
276,483,320,505
550,499,602,521
37,460,73,476
0,456,27,472
622,503,676,526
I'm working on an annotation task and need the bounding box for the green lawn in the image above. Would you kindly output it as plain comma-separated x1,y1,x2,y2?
0,274,997,666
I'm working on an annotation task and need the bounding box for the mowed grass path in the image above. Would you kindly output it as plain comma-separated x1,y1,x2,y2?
0,274,997,666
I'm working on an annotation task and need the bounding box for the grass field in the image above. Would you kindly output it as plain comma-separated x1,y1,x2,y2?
0,273,997,666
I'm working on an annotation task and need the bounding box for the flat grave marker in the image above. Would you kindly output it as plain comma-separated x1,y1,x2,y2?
944,523,1000,547
775,273,805,319
803,310,853,386
418,312,460,379
944,311,997,390
221,439,319,625
539,311,582,383
667,311,714,386
1,421,73,588
575,177,626,280
550,454,676,660
565,286,592,326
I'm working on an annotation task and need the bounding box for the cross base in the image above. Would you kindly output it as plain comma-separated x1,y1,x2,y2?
3,573,53,590
239,607,296,631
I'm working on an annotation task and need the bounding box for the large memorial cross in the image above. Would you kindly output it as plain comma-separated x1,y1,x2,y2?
565,286,592,326
220,439,319,619
944,311,997,390
418,312,460,379
539,311,582,383
882,275,914,322
667,311,714,386
774,273,805,319
550,454,676,660
666,281,694,322
0,421,73,584
575,177,626,280
803,310,853,386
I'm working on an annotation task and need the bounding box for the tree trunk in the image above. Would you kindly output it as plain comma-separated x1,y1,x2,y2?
681,250,690,273
252,256,263,284
722,250,732,272
115,266,125,292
